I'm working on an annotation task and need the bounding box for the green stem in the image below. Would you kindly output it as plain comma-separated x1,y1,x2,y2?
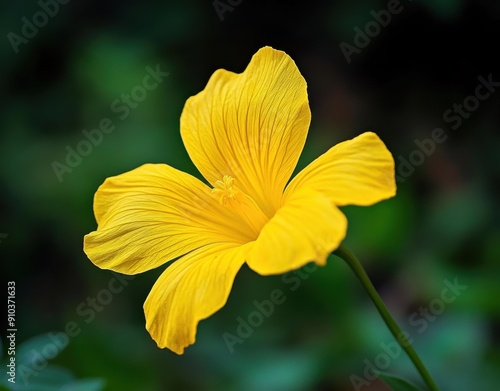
333,244,439,391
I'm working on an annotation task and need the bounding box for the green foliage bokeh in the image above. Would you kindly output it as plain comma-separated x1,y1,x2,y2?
1,1,500,390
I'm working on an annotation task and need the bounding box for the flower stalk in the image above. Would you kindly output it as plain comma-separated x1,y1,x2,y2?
333,244,440,391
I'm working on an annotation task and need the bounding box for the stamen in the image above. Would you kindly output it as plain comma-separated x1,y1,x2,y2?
211,175,268,236
211,175,239,206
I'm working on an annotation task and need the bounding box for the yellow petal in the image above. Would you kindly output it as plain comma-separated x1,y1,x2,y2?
84,164,253,274
246,188,347,275
285,132,396,206
144,242,252,354
180,46,311,217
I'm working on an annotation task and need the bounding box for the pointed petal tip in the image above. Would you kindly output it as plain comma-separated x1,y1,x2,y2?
145,323,192,355
314,253,329,267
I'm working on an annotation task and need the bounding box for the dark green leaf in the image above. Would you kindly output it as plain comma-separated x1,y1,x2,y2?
16,333,68,367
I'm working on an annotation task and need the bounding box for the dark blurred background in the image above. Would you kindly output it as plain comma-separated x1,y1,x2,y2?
1,0,500,390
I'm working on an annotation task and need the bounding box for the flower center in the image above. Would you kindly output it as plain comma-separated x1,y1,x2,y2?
211,175,268,236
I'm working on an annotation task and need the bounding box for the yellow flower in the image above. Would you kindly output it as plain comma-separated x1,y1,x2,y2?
83,46,396,354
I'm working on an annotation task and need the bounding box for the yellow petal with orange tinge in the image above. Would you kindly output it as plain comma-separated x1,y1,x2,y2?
246,188,348,276
144,242,253,354
180,46,311,217
84,164,253,275
285,132,396,206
